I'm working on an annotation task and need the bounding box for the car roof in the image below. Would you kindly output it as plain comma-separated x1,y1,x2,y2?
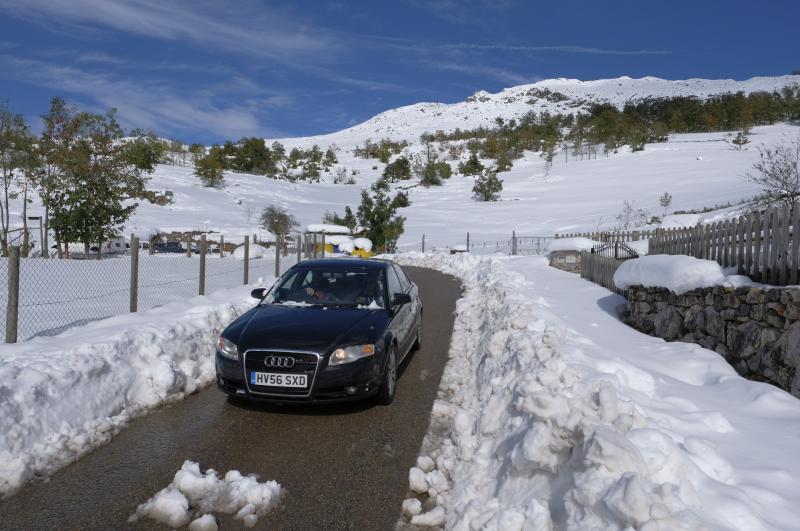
294,257,389,270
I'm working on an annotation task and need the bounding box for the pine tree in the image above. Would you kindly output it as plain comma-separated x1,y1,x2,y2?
322,147,338,171
458,153,484,176
356,177,405,253
383,156,411,182
731,130,751,151
195,153,225,187
323,206,357,230
472,168,503,201
301,160,321,182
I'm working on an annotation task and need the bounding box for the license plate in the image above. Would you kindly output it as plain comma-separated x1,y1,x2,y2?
250,372,307,388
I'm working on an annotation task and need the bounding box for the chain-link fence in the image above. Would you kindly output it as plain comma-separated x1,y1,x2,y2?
395,232,553,256
1,238,298,343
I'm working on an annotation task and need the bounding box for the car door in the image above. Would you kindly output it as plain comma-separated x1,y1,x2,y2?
386,265,412,354
394,265,420,332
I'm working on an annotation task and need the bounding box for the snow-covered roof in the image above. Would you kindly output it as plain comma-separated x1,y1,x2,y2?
306,223,351,234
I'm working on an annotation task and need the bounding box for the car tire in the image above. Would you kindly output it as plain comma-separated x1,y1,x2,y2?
376,345,397,405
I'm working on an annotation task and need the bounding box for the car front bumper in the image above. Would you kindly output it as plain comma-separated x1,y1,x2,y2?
215,351,384,403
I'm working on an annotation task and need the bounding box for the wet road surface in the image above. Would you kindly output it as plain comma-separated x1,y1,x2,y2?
0,267,461,531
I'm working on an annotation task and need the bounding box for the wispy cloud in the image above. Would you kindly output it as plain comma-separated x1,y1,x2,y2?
370,36,671,56
434,62,540,85
441,43,672,56
0,54,289,139
0,0,340,62
407,0,518,24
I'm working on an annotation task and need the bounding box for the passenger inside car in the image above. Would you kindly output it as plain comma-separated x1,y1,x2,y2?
357,273,385,307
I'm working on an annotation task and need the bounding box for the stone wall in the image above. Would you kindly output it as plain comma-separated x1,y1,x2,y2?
623,285,800,397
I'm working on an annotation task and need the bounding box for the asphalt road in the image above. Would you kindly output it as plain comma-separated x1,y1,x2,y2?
0,267,461,531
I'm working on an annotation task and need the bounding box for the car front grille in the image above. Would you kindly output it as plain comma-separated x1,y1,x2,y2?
243,350,320,397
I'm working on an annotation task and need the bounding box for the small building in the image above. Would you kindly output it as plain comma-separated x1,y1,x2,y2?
305,224,373,257
547,237,600,273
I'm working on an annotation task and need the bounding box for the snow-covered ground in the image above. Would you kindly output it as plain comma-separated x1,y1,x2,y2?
393,253,800,530
91,121,793,253
0,281,273,498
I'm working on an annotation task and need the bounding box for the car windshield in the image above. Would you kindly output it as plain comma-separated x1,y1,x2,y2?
265,266,385,308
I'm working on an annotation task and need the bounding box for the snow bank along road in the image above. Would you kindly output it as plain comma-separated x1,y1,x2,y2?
392,254,800,530
0,267,461,531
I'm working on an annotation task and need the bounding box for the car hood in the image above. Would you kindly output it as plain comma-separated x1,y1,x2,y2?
234,304,383,353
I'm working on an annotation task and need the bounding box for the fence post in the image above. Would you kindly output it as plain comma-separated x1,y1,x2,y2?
149,235,155,255
243,235,250,285
199,234,206,296
466,232,470,252
129,236,139,312
186,234,191,257
42,213,49,259
422,234,425,253
512,231,517,256
5,246,20,343
297,235,302,263
220,234,225,258
321,234,326,258
275,236,281,277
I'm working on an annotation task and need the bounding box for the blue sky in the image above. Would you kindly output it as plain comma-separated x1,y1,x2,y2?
0,0,797,144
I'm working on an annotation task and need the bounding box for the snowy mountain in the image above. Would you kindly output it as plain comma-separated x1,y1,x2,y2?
274,75,800,150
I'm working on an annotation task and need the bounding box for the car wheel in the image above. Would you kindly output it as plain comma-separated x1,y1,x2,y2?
412,316,422,351
376,345,397,405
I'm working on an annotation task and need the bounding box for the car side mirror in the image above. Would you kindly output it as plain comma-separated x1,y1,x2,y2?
392,292,412,306
251,288,267,300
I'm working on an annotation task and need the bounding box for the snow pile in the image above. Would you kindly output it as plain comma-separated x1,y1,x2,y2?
549,237,600,253
614,255,727,294
0,285,263,498
627,238,650,256
129,460,282,529
353,237,373,251
232,243,266,261
390,253,800,530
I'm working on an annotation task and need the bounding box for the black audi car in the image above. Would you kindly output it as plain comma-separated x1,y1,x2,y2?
215,258,422,405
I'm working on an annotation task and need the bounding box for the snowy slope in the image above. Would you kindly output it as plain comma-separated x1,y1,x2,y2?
5,75,800,248
273,75,800,150
119,123,797,250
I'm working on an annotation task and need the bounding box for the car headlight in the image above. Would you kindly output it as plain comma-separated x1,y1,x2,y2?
329,344,375,365
217,336,239,360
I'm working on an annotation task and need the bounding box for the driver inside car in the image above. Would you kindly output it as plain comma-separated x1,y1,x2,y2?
304,273,335,302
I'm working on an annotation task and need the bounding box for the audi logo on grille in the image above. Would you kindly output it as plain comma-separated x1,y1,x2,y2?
264,355,295,369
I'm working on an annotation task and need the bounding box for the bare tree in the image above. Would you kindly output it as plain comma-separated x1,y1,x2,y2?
747,135,800,210
615,200,650,231
0,104,31,254
659,192,673,219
